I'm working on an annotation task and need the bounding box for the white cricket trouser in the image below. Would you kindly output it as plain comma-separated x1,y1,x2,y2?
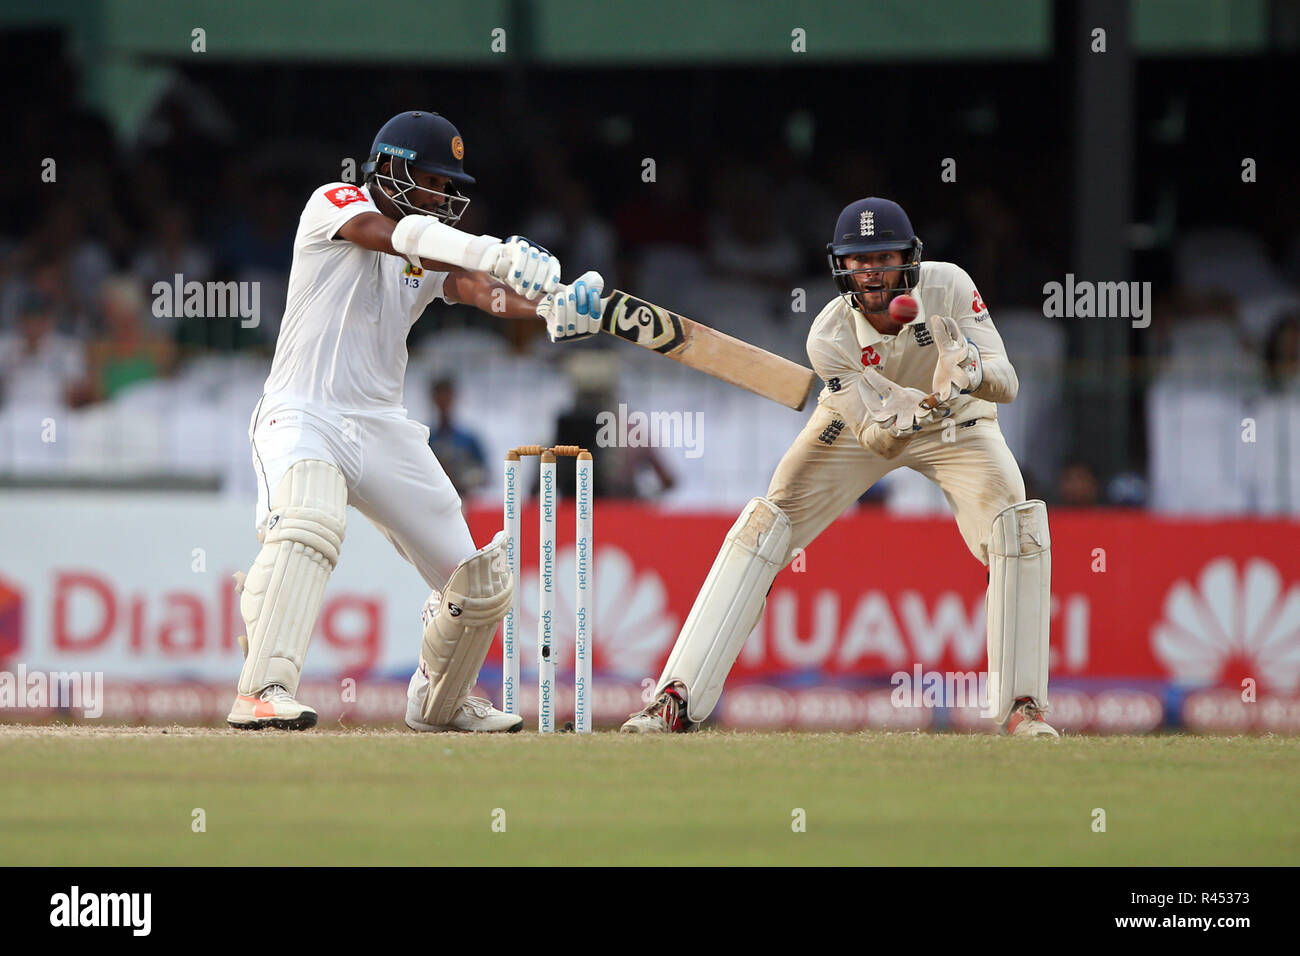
767,403,1026,567
248,398,475,592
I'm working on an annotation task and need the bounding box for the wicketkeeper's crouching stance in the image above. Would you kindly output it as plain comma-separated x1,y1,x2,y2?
623,197,1058,737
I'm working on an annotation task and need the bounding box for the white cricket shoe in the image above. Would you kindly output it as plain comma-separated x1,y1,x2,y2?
620,683,692,734
620,711,670,733
227,684,318,731
1005,697,1060,737
404,666,523,733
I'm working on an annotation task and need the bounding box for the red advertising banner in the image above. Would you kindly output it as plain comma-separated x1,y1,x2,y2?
1,499,1296,732
466,504,1300,733
468,505,1298,684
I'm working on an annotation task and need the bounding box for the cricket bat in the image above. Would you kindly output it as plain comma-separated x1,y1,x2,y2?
598,290,817,411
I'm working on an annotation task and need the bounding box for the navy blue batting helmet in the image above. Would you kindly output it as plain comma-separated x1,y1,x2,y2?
827,198,923,310
362,111,475,224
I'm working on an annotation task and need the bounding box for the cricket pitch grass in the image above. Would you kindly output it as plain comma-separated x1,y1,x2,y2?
1,726,1296,866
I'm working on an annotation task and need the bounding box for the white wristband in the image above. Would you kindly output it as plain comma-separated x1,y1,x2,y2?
391,215,500,271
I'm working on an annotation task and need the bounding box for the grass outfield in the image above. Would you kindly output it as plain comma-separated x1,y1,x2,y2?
1,726,1297,866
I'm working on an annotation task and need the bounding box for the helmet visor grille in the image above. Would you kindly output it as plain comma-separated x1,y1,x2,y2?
371,156,470,226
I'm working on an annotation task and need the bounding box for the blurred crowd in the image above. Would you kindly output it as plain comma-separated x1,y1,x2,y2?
2,63,1298,514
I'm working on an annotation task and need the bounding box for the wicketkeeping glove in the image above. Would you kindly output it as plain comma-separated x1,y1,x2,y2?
537,271,605,342
863,367,945,437
928,314,984,401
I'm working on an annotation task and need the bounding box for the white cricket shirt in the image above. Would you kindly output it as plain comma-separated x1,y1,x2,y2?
259,182,449,413
806,260,1019,433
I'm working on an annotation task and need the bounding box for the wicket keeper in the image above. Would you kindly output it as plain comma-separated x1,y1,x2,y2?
623,197,1058,737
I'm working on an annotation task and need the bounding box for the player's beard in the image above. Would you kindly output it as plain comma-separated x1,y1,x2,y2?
854,282,895,316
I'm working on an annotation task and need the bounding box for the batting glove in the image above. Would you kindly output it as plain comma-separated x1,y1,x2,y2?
481,236,562,301
537,271,605,342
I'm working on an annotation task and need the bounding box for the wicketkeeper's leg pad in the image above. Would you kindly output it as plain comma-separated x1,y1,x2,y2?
984,499,1051,723
657,497,792,724
420,531,514,725
237,459,348,697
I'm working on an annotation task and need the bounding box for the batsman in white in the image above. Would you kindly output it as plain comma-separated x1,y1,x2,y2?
624,197,1058,737
228,111,605,732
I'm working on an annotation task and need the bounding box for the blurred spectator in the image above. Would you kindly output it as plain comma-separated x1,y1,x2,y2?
923,186,1050,306
1286,232,1300,288
828,155,889,204
133,77,237,212
427,377,488,497
954,188,1018,301
1175,227,1298,346
86,276,176,401
212,171,296,277
0,290,91,408
1022,468,1045,504
1150,289,1250,368
132,204,213,338
1057,459,1101,507
1175,227,1289,298
0,261,88,336
1263,312,1300,393
613,158,706,251
208,172,295,346
767,144,839,272
67,162,134,265
551,355,675,500
611,157,709,300
7,198,115,325
1106,472,1149,507
0,51,1291,512
520,176,618,288
552,399,677,499
708,166,800,290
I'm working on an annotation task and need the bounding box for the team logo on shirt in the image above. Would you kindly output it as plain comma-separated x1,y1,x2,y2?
818,419,846,445
401,260,424,288
861,345,881,367
912,323,933,347
325,185,367,208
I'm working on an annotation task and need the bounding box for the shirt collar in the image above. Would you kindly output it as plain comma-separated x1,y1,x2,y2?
846,290,927,348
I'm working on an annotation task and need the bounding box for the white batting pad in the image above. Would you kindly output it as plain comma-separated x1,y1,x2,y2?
984,499,1052,723
421,531,514,725
237,459,348,696
659,497,792,723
